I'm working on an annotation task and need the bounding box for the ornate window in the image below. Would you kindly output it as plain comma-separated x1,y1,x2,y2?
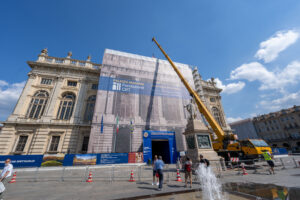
84,95,96,121
26,90,49,119
41,78,52,85
49,136,60,152
67,81,77,87
57,93,76,120
15,135,28,152
212,107,224,127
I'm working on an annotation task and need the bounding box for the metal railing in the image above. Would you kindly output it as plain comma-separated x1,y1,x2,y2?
11,157,300,183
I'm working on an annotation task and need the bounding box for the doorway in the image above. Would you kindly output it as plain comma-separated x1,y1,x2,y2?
152,140,170,163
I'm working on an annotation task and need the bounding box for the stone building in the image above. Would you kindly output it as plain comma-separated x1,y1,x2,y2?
0,49,100,155
229,118,259,140
253,105,300,150
0,48,231,157
192,68,232,138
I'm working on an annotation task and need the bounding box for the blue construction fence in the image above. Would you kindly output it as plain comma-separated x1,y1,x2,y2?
272,148,288,155
0,152,144,168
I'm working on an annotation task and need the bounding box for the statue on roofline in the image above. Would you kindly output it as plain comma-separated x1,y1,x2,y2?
41,48,48,56
67,51,72,58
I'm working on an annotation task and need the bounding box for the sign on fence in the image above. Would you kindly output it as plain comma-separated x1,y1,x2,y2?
0,152,143,168
73,154,97,166
128,152,143,163
98,153,128,164
41,154,65,167
272,148,288,155
0,155,43,168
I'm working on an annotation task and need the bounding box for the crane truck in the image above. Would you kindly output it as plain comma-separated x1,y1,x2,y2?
152,37,272,162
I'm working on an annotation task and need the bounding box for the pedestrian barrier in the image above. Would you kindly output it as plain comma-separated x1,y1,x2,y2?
4,156,299,183
175,169,182,182
230,157,239,163
129,170,135,182
9,172,17,183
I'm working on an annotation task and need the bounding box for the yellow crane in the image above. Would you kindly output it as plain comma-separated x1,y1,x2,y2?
152,37,272,161
152,37,226,142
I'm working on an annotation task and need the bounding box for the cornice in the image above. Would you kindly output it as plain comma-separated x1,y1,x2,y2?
27,61,100,74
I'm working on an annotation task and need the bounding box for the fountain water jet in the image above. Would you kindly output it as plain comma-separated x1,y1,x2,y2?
196,164,227,200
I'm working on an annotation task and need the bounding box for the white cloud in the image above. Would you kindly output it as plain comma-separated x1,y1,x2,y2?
214,78,245,94
227,117,243,123
255,30,299,63
0,80,8,87
259,91,300,112
230,61,300,91
0,81,25,120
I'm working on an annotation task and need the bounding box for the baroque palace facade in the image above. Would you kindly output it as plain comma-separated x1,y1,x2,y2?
0,49,231,155
0,49,100,155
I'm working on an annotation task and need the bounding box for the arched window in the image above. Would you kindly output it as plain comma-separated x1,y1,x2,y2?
57,92,76,120
212,107,224,127
26,90,49,119
84,95,96,121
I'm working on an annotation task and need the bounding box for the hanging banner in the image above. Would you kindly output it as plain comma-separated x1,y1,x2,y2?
128,152,143,163
73,154,97,166
41,154,65,167
98,76,190,99
0,155,43,168
99,153,128,164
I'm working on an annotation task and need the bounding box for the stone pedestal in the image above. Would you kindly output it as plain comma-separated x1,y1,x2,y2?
183,120,220,163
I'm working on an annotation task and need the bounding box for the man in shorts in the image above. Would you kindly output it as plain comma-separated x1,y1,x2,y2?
154,156,165,191
263,151,275,174
184,157,192,188
0,159,13,200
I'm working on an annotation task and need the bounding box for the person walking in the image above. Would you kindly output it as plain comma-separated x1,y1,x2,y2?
0,159,13,200
262,151,275,174
199,154,210,167
184,157,192,188
152,155,159,186
154,156,164,191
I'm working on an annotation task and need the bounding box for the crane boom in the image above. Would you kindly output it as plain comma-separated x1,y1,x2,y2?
152,37,225,142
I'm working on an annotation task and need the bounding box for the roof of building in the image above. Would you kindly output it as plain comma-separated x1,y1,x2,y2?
253,105,300,121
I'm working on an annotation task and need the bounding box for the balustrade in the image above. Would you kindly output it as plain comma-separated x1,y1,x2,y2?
38,55,100,69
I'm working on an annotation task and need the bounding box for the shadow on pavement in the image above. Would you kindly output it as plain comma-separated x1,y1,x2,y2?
137,186,158,191
167,184,184,188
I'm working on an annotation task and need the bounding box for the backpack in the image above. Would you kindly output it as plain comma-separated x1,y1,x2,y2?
185,162,191,172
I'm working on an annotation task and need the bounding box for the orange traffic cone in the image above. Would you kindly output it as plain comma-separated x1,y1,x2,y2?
86,171,93,183
129,170,135,182
175,169,182,182
9,172,17,183
241,164,248,175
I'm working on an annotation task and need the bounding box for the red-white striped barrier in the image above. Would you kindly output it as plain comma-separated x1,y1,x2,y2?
230,157,239,162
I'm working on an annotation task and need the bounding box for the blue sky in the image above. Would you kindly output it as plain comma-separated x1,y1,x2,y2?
1,1,300,122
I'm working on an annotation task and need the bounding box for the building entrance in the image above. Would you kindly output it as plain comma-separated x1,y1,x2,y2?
143,130,177,164
151,140,170,163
